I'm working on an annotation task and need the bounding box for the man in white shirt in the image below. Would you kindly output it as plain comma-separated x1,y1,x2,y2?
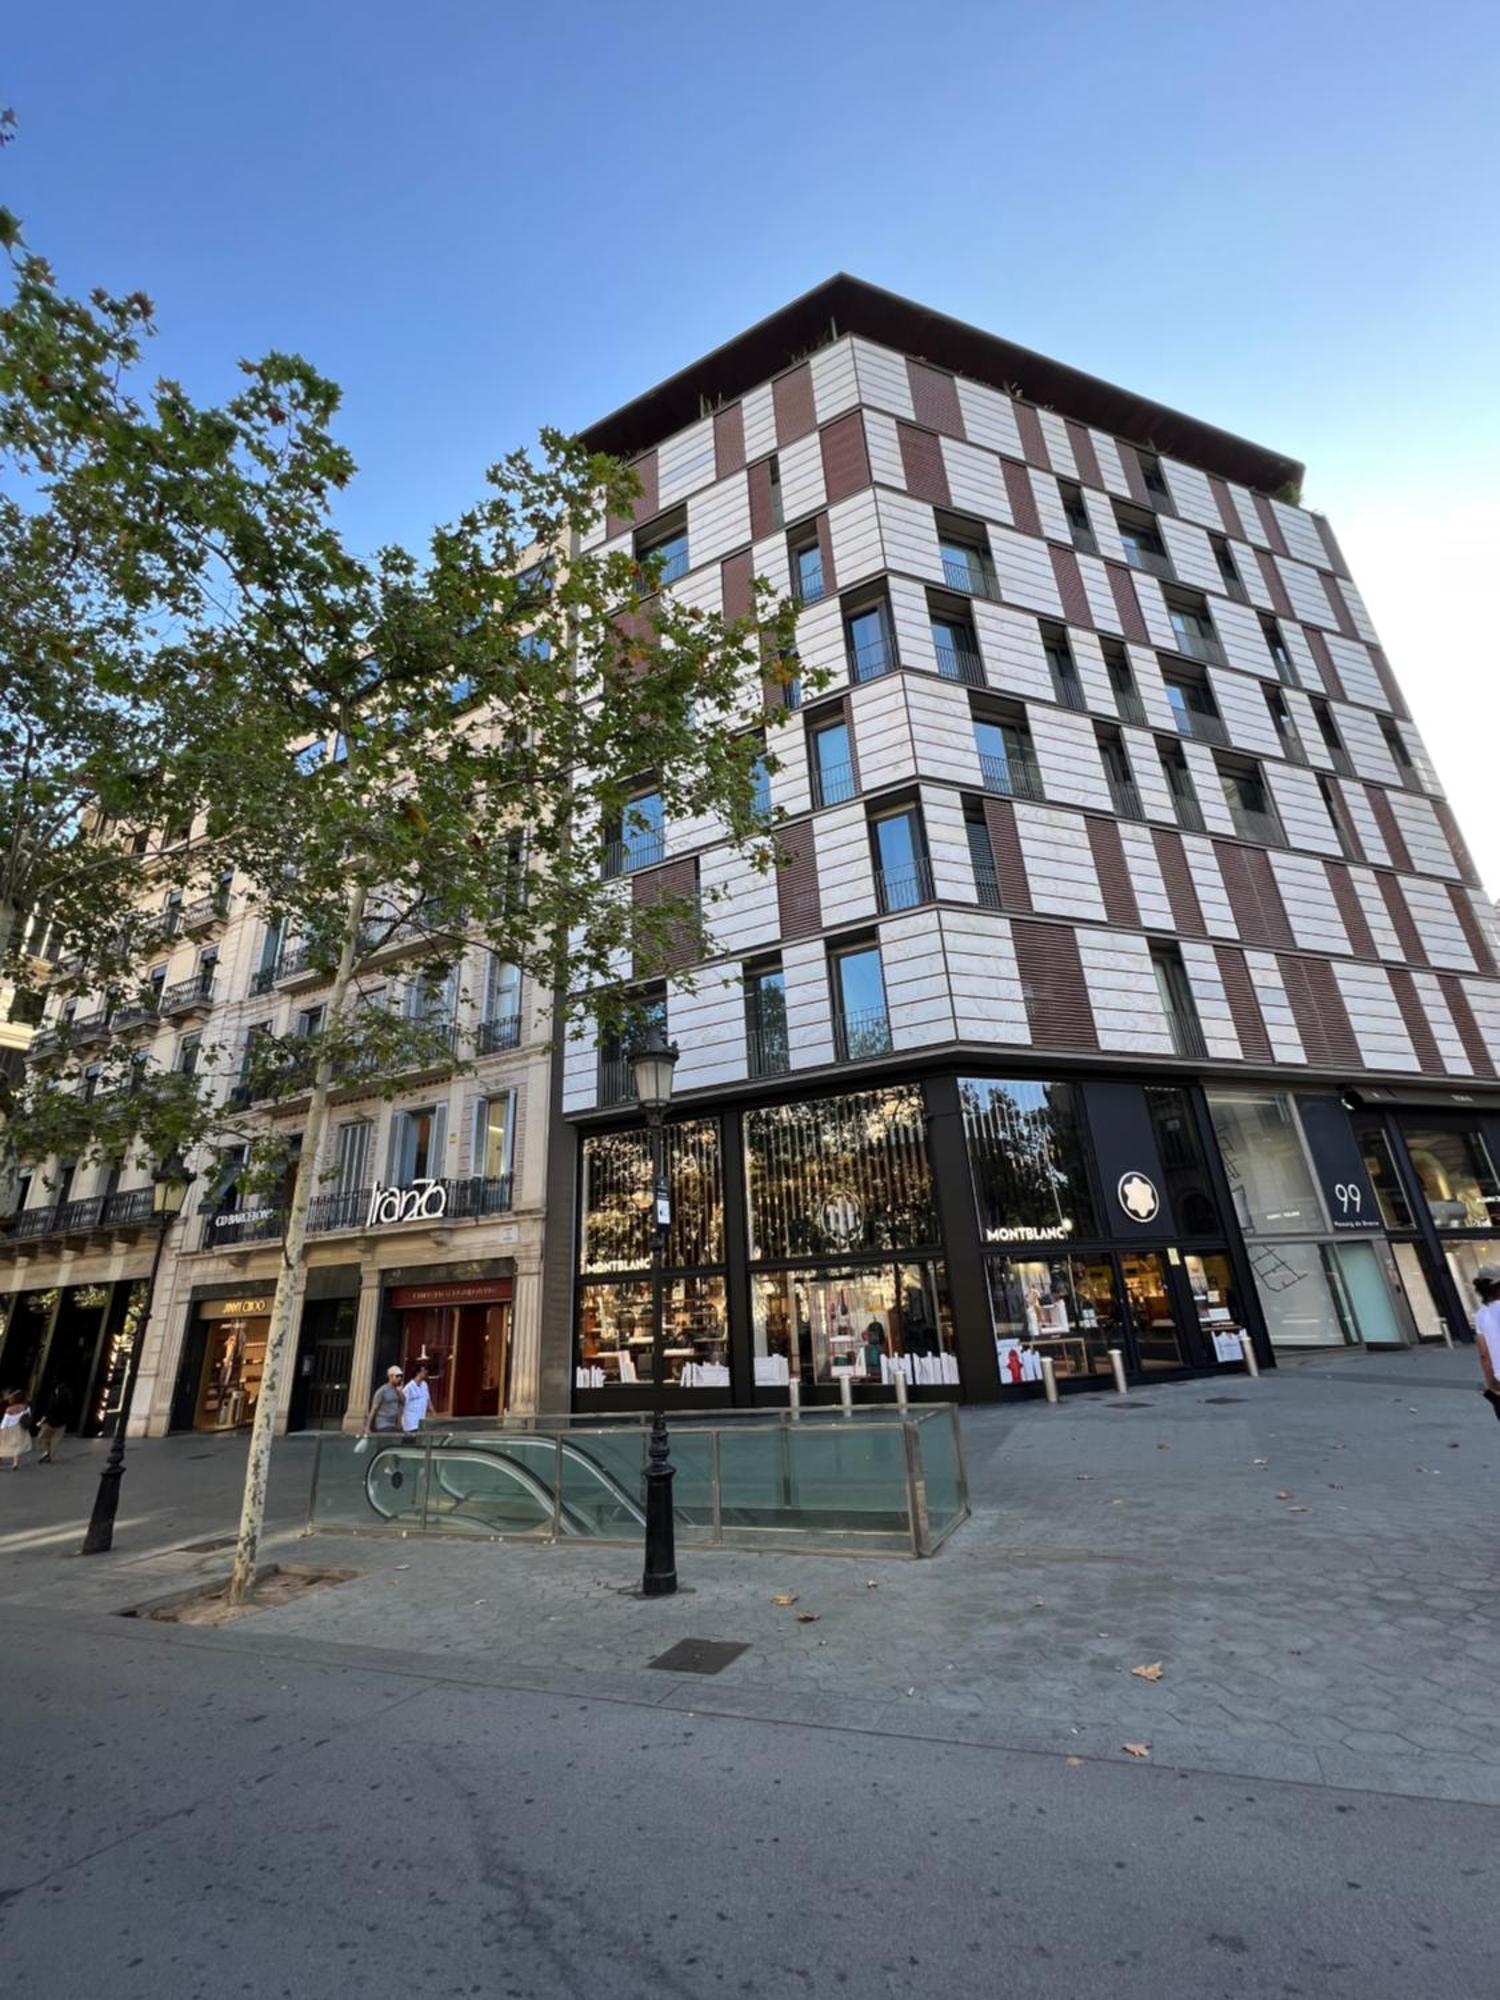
401,1360,433,1433
1474,1268,1500,1411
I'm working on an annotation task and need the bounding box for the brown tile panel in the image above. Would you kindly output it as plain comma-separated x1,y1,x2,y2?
1152,827,1206,935
1254,548,1296,620
897,421,952,507
608,448,659,538
1065,420,1103,489
1376,873,1426,963
906,360,965,438
1313,514,1353,579
1434,798,1481,887
1251,492,1290,557
1011,919,1098,1052
819,411,871,506
1115,441,1154,510
1437,974,1497,1079
1050,545,1093,629
1366,788,1413,872
1086,817,1140,927
1387,965,1445,1075
1279,955,1360,1070
773,363,816,445
713,403,746,480
1012,401,1051,471
1215,841,1294,950
748,457,778,544
1208,476,1246,538
983,796,1032,912
1214,944,1271,1062
631,857,699,977
1001,458,1043,540
611,604,655,681
775,827,821,940
721,549,755,625
1325,861,1376,957
1106,563,1151,645
1448,884,1498,975
1305,627,1346,700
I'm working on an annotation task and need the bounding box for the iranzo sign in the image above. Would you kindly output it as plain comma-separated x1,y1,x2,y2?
365,1179,449,1228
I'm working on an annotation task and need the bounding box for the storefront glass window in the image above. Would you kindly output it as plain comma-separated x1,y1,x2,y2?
1403,1128,1500,1232
1206,1091,1322,1235
1443,1239,1500,1323
1181,1250,1251,1360
987,1255,1123,1384
1145,1087,1218,1234
1358,1130,1414,1230
961,1078,1096,1244
745,1087,936,1261
577,1276,728,1387
751,1262,956,1387
580,1119,723,1274
1243,1240,1350,1347
1392,1243,1447,1342
1120,1252,1187,1369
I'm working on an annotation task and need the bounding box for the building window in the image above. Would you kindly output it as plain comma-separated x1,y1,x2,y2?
965,806,1001,909
580,1118,723,1276
1138,450,1172,506
635,509,689,586
1309,699,1353,777
1211,535,1246,600
869,804,933,913
789,530,825,604
1264,686,1307,765
830,942,891,1061
1206,1092,1324,1235
744,1085,936,1260
809,713,856,809
598,992,667,1107
1114,504,1173,580
481,955,522,1052
1058,480,1098,554
472,1091,516,1183
1149,943,1208,1058
1164,590,1225,665
936,513,997,598
177,1033,202,1076
1103,640,1147,726
1041,624,1086,710
844,598,895,684
1261,616,1299,687
603,787,665,877
332,1119,372,1197
1096,727,1143,818
578,1276,729,1389
1162,669,1228,746
960,1077,1097,1243
387,1104,445,1184
1380,716,1418,785
1357,1129,1413,1230
973,713,1044,801
930,607,985,687
768,456,784,530
744,961,789,1079
1316,775,1362,862
749,741,772,822
1403,1128,1500,1232
989,1255,1126,1384
1217,755,1285,846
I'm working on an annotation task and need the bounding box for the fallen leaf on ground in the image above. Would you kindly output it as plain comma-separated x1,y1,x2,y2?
1253,1457,1269,1466
1122,1742,1151,1759
1066,1756,1085,1769
771,1593,798,1607
1286,1506,1311,1514
1130,1662,1165,1682
795,1612,819,1624
1155,1443,1168,1451
1033,1599,1046,1608
1276,1490,1292,1500
865,1579,879,1588
1076,1473,1092,1481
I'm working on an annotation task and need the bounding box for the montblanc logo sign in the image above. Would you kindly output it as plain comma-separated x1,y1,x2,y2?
1116,1173,1161,1223
365,1178,449,1228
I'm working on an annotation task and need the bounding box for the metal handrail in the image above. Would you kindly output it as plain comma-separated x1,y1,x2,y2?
1115,689,1148,727
837,1007,893,1061
1172,795,1207,834
974,865,1003,911
477,1012,522,1055
602,835,666,878
813,759,857,808
746,1027,790,1079
1106,775,1145,820
1123,542,1175,581
941,552,999,598
934,644,986,687
160,972,216,1012
1050,672,1088,712
792,558,826,604
849,636,896,683
876,858,934,914
979,751,1046,801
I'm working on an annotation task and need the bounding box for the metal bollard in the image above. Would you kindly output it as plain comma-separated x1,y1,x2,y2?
1039,1355,1059,1404
1108,1347,1128,1395
1237,1333,1261,1379
839,1372,854,1416
787,1377,802,1420
1439,1322,1455,1350
893,1367,909,1409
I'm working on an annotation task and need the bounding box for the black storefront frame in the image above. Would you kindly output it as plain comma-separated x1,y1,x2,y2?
569,1064,1273,1409
1353,1104,1500,1345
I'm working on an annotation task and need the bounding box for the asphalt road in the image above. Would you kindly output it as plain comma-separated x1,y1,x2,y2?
2,1604,1495,2000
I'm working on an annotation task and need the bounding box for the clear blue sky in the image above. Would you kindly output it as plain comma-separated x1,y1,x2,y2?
9,0,1500,880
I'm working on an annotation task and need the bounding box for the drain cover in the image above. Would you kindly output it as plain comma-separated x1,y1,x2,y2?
177,1535,237,1553
648,1638,749,1676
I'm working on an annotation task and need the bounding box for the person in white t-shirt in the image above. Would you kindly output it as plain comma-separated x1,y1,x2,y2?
401,1360,433,1433
1473,1268,1500,1414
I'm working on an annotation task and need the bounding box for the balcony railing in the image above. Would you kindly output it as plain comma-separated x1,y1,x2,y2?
1172,707,1231,748
160,971,216,1014
29,1029,60,1060
598,1056,633,1106
1122,543,1175,581
477,1012,522,1055
1070,526,1100,557
1165,1011,1209,1061
183,894,229,933
876,857,935,914
812,759,857,809
2,1186,161,1244
1228,805,1287,849
274,944,319,983
974,864,1003,911
792,559,826,605
111,996,160,1033
836,1008,893,1062
941,552,999,599
934,643,986,688
747,1027,790,1080
1049,671,1088,712
1114,688,1148,727
1172,793,1207,834
979,750,1046,802
1218,572,1249,603
1106,774,1145,820
1275,730,1309,767
200,1204,286,1250
1168,625,1228,668
250,965,277,997
69,1012,111,1044
602,835,666,879
849,636,896,684
200,1174,515,1251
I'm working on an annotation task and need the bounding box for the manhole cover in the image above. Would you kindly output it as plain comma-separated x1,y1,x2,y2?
648,1638,749,1676
1202,1397,1246,1406
177,1535,237,1553
1109,1400,1153,1409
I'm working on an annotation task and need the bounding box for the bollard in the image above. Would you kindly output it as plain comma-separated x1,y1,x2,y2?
839,1372,854,1416
1108,1347,1128,1395
1237,1332,1261,1379
893,1366,909,1409
1039,1355,1059,1405
1439,1322,1455,1350
787,1377,802,1420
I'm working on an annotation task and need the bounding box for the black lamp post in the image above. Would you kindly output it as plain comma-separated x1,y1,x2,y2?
632,1021,679,1598
81,1152,192,1556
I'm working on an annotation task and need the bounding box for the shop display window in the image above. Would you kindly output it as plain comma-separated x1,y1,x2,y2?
1119,1252,1188,1369
960,1078,1096,1244
580,1119,723,1274
744,1087,936,1261
1358,1129,1414,1231
193,1311,270,1428
1243,1240,1348,1347
1206,1091,1322,1236
1443,1239,1500,1322
577,1276,728,1388
1179,1251,1249,1361
987,1255,1122,1383
751,1262,956,1387
1403,1128,1500,1233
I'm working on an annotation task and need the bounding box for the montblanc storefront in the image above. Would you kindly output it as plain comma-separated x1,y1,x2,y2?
568,1068,1277,1409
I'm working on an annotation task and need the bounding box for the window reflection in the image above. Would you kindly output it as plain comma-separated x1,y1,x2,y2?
580,1120,722,1273
987,1255,1122,1383
751,1262,957,1387
1403,1129,1500,1232
1145,1086,1218,1234
1209,1091,1322,1233
961,1079,1096,1242
1358,1130,1413,1231
745,1087,936,1261
577,1277,727,1387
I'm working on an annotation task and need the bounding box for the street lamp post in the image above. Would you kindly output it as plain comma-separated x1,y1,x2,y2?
81,1152,193,1556
632,1022,679,1598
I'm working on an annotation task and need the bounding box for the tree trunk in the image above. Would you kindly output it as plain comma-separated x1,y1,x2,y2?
227,876,368,1606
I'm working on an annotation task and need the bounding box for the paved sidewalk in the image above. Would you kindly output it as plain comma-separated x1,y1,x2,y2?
5,1345,1497,1806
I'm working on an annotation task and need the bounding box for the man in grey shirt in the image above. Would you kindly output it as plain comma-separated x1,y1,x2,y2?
365,1366,405,1435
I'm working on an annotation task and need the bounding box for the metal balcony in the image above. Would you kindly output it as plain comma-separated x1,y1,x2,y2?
746,1026,790,1080
875,858,935,915
934,644,986,689
201,1204,285,1250
1049,672,1088,713
1166,1012,1209,1061
849,636,897,685
812,760,857,809
1172,794,1207,834
1167,626,1228,668
1122,543,1175,582
477,1013,522,1056
1173,708,1231,748
1115,689,1148,727
274,944,324,987
597,1056,633,1106
974,865,1003,912
1106,775,1145,820
835,1007,893,1063
940,552,999,599
602,835,666,879
111,996,161,1033
183,894,229,934
979,751,1046,802
69,1012,111,1044
792,559,826,605
160,971,217,1015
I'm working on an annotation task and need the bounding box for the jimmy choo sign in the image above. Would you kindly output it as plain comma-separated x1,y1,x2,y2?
365,1178,449,1228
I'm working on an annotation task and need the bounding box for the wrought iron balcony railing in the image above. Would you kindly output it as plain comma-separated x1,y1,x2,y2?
978,750,1046,802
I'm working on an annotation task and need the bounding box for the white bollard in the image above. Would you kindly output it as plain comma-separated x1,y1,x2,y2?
839,1372,854,1416
1237,1333,1261,1379
787,1378,801,1420
1108,1347,1128,1395
1039,1355,1059,1405
1439,1322,1455,1350
893,1366,909,1409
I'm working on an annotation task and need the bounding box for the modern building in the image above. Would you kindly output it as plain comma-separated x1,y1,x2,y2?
539,275,1500,1410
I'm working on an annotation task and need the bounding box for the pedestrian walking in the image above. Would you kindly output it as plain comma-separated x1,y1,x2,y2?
1473,1267,1500,1420
36,1381,73,1463
400,1360,432,1433
0,1389,33,1469
364,1366,405,1435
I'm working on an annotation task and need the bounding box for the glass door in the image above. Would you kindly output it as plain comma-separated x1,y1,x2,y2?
1119,1251,1189,1372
